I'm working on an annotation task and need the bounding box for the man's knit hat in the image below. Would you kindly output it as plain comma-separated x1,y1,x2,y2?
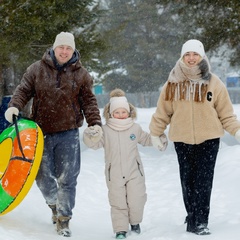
109,89,130,114
181,39,205,58
53,32,75,51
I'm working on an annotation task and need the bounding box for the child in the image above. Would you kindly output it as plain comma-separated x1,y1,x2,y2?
83,89,163,239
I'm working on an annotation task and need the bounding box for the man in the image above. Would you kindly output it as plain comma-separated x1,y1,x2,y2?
5,32,102,237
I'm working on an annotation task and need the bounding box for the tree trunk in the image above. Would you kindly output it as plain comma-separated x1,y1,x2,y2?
0,64,3,104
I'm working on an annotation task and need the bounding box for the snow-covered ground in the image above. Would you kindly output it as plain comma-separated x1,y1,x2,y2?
1,105,240,240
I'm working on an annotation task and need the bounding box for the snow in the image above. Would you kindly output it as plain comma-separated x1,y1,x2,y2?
1,105,240,240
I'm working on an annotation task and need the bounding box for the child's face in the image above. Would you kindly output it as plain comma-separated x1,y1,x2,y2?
112,108,129,119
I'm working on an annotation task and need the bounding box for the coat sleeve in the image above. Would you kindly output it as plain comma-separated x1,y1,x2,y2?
214,79,240,135
79,70,102,127
8,64,36,110
149,82,172,136
137,125,153,147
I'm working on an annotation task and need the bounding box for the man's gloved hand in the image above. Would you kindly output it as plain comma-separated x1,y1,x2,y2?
235,129,240,143
85,125,103,143
151,134,168,151
4,107,19,123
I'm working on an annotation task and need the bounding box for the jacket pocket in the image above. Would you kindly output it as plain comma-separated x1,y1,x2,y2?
137,160,143,176
107,163,111,181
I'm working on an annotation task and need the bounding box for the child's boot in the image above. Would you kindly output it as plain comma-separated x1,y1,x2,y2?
116,231,127,239
131,224,141,234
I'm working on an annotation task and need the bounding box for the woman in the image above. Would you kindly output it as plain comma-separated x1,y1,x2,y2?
149,39,240,235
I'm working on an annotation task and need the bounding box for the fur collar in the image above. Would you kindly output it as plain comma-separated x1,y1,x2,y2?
165,58,211,102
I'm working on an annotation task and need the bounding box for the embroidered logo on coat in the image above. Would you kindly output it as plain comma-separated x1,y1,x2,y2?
130,134,136,140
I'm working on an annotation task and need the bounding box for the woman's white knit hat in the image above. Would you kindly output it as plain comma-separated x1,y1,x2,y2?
53,32,75,51
110,96,130,114
181,39,205,58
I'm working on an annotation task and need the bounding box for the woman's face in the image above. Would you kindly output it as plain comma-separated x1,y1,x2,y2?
183,51,202,67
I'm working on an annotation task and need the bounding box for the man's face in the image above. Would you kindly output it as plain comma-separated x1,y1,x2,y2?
54,45,74,65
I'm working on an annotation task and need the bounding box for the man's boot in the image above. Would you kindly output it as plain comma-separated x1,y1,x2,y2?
48,204,57,224
56,216,71,237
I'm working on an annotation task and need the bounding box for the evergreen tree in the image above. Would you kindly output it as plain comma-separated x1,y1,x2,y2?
0,0,106,98
100,0,181,93
100,0,239,93
158,0,240,66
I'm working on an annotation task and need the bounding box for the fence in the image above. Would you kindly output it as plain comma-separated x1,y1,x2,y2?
227,88,240,104
95,88,240,108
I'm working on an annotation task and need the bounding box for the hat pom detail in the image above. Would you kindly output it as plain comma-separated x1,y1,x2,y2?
109,89,130,114
110,88,126,98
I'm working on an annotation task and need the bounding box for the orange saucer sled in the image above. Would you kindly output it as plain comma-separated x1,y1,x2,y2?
0,118,44,215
